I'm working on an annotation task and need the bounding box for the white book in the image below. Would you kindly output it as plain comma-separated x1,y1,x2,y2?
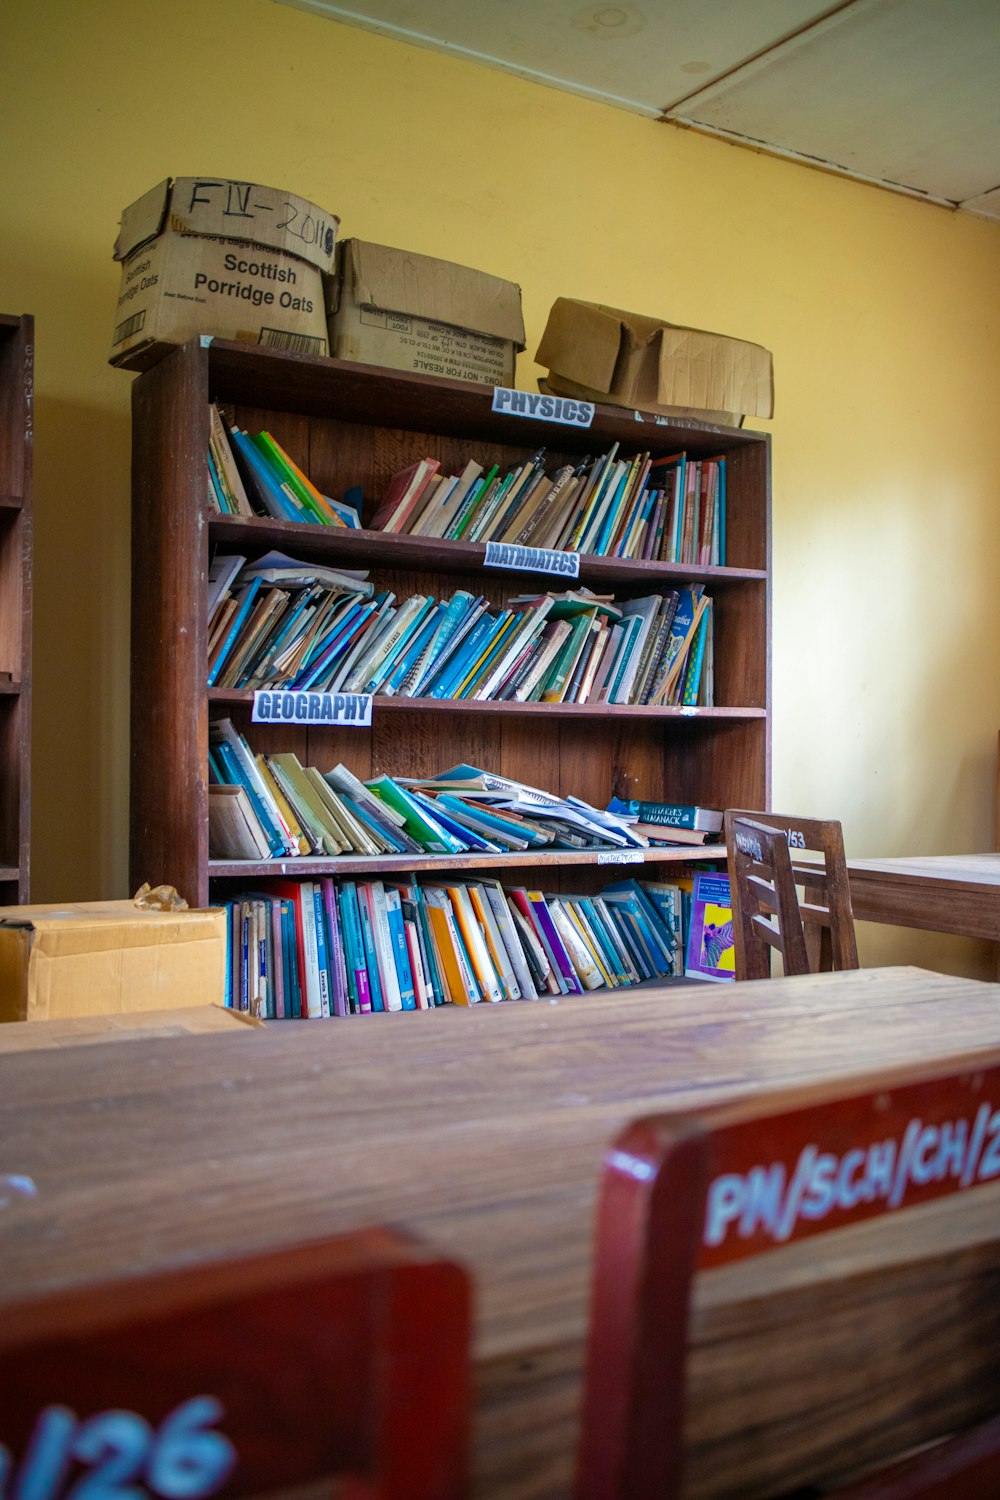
403,917,431,1010
208,784,272,861
297,881,324,1019
418,460,483,539
326,595,396,692
481,881,537,1000
211,719,298,856
368,880,403,1012
449,884,505,1003
473,598,554,701
323,763,407,829
466,883,522,1000
207,553,246,621
550,903,605,991
513,619,571,702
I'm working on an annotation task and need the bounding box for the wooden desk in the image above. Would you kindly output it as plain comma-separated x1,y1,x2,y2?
847,853,1000,940
2,966,1000,1499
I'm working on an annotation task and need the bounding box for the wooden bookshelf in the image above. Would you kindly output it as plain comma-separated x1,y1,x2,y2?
130,339,771,908
0,314,33,905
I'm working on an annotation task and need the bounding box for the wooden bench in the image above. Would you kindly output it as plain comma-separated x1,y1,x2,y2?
578,1049,1000,1498
0,1227,471,1500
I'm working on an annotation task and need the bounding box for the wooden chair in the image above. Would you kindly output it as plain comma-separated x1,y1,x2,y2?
0,1226,471,1500
724,809,859,979
576,1048,1000,1500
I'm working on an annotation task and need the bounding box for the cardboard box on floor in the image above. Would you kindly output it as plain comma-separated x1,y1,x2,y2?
327,239,525,386
0,901,228,1023
111,176,339,372
535,298,774,427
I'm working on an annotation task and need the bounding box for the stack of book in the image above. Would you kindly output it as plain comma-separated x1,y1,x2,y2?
368,446,726,564
208,729,649,862
606,797,725,847
207,403,360,527
208,552,376,691
219,870,699,1018
206,573,714,707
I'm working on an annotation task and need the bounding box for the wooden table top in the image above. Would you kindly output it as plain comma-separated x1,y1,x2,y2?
847,852,1000,886
3,965,1000,1498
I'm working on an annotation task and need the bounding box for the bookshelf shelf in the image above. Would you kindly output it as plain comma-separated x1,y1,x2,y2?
208,688,767,722
0,313,32,905
130,339,771,910
207,843,728,882
207,515,768,589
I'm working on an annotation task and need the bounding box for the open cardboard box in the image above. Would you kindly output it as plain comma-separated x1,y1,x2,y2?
110,176,339,371
0,900,228,1022
536,298,774,427
327,239,525,386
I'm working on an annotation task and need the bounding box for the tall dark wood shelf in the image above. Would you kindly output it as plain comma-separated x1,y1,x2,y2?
0,314,33,905
130,339,771,908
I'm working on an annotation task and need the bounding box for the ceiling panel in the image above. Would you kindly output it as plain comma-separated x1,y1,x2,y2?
669,0,1000,206
276,0,1000,218
277,0,844,113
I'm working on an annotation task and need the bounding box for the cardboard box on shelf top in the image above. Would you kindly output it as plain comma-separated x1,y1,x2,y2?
535,298,774,427
327,239,526,387
110,176,339,372
0,900,228,1023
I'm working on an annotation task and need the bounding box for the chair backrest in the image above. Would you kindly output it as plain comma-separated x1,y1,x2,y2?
724,808,859,979
0,1226,471,1500
575,1048,1000,1500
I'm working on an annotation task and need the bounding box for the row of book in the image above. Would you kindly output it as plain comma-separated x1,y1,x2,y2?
208,728,666,862
208,562,714,707
207,404,360,527
220,872,714,1019
370,447,726,566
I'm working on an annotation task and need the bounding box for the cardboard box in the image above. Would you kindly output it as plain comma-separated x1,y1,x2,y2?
327,239,525,386
111,177,339,372
535,298,774,426
0,1004,261,1052
0,901,228,1023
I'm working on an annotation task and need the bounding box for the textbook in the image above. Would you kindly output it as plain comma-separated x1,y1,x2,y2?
684,872,736,982
607,797,724,833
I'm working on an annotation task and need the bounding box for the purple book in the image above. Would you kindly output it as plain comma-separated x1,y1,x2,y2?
320,876,350,1018
527,892,583,995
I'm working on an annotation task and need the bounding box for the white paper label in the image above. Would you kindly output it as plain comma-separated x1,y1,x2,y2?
484,541,580,578
491,387,594,428
252,690,373,726
680,706,700,716
597,849,645,865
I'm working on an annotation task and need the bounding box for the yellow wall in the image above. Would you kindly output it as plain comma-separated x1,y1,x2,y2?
3,0,1000,975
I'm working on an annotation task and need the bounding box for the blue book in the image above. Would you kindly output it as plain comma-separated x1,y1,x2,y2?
356,887,385,1013
577,896,630,984
311,883,333,1018
336,882,362,1015
382,603,444,695
207,447,230,514
365,595,438,693
428,614,500,700
435,795,548,848
408,592,480,694
409,889,445,1007
296,602,375,691
601,879,675,966
384,887,417,1011
593,467,634,555
209,738,284,857
207,747,225,784
227,426,303,521
410,791,501,853
280,898,302,1019
208,576,263,687
341,795,413,855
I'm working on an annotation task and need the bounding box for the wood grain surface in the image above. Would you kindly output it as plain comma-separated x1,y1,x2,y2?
2,965,999,1498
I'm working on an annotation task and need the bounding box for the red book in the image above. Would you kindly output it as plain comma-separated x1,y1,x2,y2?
368,458,440,532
